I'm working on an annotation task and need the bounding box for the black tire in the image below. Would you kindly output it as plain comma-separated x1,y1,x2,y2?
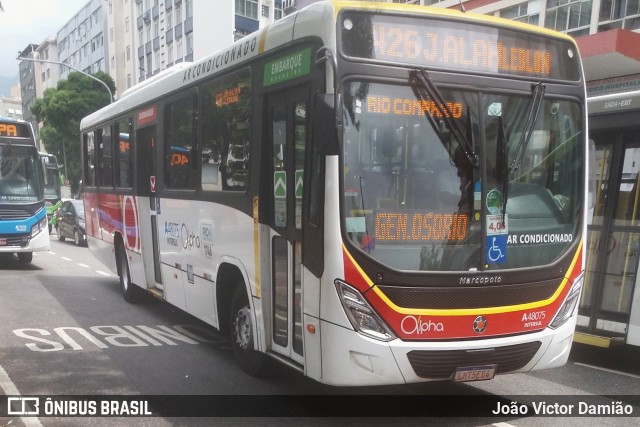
17,252,33,264
48,224,52,234
118,244,142,303
74,229,84,246
58,230,65,242
230,286,266,376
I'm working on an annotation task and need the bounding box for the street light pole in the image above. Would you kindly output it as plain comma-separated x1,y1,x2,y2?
16,55,114,103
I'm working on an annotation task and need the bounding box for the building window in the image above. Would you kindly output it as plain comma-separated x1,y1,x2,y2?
599,0,640,31
177,41,184,59
167,43,174,64
186,0,193,19
545,0,592,37
186,33,193,55
500,0,541,25
262,4,269,17
236,0,258,19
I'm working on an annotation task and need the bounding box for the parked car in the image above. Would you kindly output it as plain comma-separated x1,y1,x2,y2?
56,199,87,246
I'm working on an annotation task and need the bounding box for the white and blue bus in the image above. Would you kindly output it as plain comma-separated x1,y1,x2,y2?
81,1,587,385
0,117,50,263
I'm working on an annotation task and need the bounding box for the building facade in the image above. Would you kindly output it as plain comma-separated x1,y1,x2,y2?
17,43,40,144
57,0,107,80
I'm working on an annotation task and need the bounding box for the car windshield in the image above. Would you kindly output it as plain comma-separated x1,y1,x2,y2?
0,144,44,204
341,80,583,272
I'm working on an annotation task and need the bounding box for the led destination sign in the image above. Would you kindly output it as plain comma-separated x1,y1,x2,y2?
341,12,580,81
375,210,468,242
0,122,31,138
367,95,463,118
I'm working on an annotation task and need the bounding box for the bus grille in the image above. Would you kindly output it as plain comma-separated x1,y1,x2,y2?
406,341,542,379
0,208,31,220
0,234,30,248
378,279,560,309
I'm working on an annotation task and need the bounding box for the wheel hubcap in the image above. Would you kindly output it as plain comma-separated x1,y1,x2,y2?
234,306,252,350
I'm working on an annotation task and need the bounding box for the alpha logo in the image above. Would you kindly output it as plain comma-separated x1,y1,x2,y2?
400,315,444,335
473,316,488,334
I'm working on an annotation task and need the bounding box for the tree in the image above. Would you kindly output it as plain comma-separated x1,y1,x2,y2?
31,71,115,195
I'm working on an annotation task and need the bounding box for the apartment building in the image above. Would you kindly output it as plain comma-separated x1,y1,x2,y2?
57,0,107,80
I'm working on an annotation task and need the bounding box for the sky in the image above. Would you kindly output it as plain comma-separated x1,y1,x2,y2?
0,0,89,78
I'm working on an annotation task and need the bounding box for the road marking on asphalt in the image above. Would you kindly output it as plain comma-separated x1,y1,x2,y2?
493,423,517,427
0,363,43,427
78,263,90,268
61,257,73,262
96,270,111,277
48,251,56,255
574,362,640,379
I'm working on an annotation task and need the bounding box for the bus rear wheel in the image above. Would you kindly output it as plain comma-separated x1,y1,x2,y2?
230,286,266,376
118,244,142,303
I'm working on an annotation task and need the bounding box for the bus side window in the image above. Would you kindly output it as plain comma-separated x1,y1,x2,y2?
200,68,251,192
116,117,133,189
83,131,96,187
98,125,114,188
165,94,197,190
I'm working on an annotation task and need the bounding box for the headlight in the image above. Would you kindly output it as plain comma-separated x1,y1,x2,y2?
335,280,396,342
31,217,48,237
549,274,583,329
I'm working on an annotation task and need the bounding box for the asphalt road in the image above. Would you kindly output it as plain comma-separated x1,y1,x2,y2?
0,239,638,426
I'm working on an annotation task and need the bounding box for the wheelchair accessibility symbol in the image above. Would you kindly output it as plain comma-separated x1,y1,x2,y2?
486,235,507,264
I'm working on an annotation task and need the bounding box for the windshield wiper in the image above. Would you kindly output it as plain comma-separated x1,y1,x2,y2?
497,116,508,222
410,69,477,167
509,82,546,174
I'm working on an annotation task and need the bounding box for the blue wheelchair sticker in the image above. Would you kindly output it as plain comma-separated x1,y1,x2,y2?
486,235,507,264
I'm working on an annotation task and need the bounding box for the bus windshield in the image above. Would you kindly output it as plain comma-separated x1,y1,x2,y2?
0,144,44,204
341,80,583,272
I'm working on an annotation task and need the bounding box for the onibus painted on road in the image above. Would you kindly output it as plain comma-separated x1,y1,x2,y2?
80,1,587,385
0,117,50,263
577,90,640,349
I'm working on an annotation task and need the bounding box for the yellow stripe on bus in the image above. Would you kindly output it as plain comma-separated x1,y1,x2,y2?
344,241,583,316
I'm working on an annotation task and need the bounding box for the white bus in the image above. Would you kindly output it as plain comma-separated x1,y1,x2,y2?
81,1,587,385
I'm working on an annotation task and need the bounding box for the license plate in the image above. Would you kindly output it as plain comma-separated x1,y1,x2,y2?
0,239,6,246
452,365,497,382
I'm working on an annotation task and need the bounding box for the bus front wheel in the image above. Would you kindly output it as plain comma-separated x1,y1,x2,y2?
17,253,32,264
230,286,266,376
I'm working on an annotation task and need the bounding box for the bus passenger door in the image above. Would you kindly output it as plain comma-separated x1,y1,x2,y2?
265,89,307,364
136,125,163,290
